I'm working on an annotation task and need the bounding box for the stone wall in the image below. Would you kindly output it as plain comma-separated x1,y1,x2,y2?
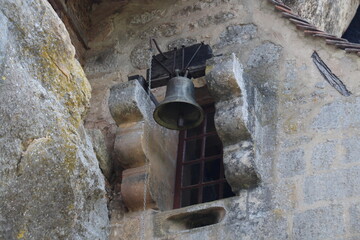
1,0,360,239
83,0,360,239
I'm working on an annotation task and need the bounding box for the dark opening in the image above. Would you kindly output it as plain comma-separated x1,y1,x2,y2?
342,6,360,43
174,104,235,209
166,207,226,231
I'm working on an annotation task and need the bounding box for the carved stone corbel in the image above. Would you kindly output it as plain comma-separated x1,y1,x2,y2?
205,54,260,193
108,80,178,211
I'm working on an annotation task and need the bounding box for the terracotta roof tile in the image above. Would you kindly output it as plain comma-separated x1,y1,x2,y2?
281,12,311,24
268,0,360,57
295,24,320,31
274,5,293,14
304,30,325,35
345,48,360,53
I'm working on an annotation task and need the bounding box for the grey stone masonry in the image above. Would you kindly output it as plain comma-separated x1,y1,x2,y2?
349,202,360,234
342,136,360,163
311,141,336,171
311,98,360,131
304,166,360,204
215,24,257,49
293,205,345,240
277,149,305,178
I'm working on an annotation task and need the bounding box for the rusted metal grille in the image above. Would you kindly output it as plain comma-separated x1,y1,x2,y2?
173,104,234,208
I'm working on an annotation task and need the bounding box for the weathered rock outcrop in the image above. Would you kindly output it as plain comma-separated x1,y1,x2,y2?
0,0,108,239
282,0,360,36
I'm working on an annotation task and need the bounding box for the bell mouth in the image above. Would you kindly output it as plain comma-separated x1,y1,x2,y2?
153,100,204,130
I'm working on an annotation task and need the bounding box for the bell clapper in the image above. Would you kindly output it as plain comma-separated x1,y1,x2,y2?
177,114,184,128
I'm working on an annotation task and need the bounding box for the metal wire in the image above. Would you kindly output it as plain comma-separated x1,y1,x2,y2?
140,40,154,240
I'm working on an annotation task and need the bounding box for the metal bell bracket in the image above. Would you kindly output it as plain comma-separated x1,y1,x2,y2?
128,40,213,91
147,40,213,88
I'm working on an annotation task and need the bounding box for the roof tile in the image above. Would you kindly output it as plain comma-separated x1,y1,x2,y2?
268,0,359,57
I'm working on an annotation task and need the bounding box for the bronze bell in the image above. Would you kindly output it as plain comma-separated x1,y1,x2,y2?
153,76,204,130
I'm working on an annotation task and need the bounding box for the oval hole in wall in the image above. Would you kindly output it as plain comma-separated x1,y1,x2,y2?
164,207,226,233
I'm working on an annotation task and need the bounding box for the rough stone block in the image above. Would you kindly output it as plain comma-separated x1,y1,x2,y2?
254,153,273,183
277,149,305,178
247,187,271,219
215,98,250,145
225,194,247,224
349,202,360,234
130,44,152,70
280,136,311,149
293,205,345,240
215,24,257,49
311,141,336,171
342,136,360,163
226,210,288,240
205,54,243,102
247,42,283,68
223,142,259,193
179,0,231,16
108,80,151,126
270,179,297,211
139,23,179,40
167,37,197,50
128,9,164,25
304,166,360,204
311,101,346,131
197,11,234,27
311,98,360,131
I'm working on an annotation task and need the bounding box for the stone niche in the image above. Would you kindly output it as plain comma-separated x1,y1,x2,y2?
108,53,260,210
108,53,261,239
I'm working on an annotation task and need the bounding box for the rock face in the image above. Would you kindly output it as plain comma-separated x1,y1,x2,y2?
282,0,360,36
0,0,108,239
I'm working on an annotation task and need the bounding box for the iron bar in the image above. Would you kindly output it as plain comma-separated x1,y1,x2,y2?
172,48,177,74
181,46,185,73
152,39,168,59
181,154,223,166
181,179,227,190
184,42,204,70
183,131,218,140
